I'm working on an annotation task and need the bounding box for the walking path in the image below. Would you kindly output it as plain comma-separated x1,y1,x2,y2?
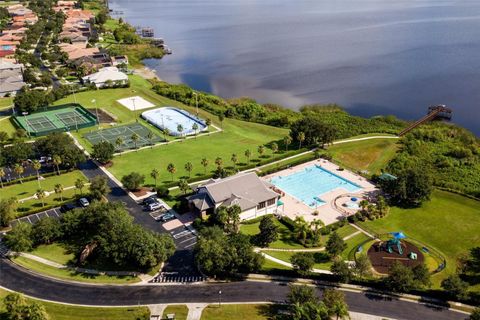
350,223,379,240
17,185,78,202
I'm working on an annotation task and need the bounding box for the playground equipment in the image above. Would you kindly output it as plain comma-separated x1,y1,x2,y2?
385,232,406,255
408,252,418,260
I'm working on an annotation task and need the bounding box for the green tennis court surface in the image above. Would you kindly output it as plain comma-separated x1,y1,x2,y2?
13,104,97,137
84,123,163,151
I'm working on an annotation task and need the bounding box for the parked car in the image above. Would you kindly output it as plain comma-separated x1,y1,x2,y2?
143,196,159,206
147,202,162,211
60,203,76,213
78,198,90,207
159,212,175,222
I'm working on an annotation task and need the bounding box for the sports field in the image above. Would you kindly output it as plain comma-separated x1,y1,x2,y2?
13,104,97,136
83,123,163,151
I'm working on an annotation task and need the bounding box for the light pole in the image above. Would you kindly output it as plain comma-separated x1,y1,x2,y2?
92,99,100,128
71,86,77,104
22,112,30,138
132,90,137,122
218,290,222,307
193,92,198,116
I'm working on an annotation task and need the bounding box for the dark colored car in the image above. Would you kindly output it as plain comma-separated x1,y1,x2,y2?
142,196,159,206
160,212,176,222
60,203,76,213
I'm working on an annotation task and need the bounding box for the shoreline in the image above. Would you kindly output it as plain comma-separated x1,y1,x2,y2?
133,66,162,81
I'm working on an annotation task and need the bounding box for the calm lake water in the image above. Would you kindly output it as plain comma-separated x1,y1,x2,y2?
109,0,480,134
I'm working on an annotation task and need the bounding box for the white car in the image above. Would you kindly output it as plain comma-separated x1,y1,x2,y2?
78,198,90,207
147,202,162,211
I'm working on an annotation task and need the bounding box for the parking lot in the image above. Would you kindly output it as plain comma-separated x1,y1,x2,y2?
11,207,63,227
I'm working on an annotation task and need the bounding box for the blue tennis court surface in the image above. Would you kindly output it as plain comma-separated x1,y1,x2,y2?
270,165,362,208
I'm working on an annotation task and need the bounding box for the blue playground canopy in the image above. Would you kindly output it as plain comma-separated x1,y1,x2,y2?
389,232,406,239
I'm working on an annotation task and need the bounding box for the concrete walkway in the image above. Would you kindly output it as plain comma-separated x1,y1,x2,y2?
186,303,208,320
17,185,79,202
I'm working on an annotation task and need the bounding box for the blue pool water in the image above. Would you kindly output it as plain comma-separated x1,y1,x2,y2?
270,165,361,208
142,107,207,136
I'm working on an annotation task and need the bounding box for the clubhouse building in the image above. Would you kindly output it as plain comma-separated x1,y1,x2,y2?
187,172,281,221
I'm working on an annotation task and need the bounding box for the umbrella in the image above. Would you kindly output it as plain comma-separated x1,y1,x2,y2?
389,232,406,239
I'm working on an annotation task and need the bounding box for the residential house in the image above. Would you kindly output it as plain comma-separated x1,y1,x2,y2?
58,43,99,61
111,55,129,67
82,66,128,88
0,59,26,97
187,172,281,221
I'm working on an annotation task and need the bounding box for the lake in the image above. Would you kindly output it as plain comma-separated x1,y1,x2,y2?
109,0,480,134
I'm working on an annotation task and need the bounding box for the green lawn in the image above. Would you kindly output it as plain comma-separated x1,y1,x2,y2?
0,97,13,109
12,256,140,284
201,304,283,320
0,288,149,320
262,231,371,271
109,117,288,186
327,138,399,175
358,190,480,287
29,243,75,265
162,305,189,320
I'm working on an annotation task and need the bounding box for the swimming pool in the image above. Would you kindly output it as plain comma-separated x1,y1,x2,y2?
141,107,207,136
270,165,362,208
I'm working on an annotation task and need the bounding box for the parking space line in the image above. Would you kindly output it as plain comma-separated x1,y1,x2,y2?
173,230,191,239
184,242,197,249
179,236,196,244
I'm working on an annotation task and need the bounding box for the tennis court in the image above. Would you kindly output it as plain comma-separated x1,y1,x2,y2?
83,123,163,151
13,104,97,137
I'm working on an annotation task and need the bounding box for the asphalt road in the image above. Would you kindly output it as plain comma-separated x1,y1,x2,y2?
0,259,465,320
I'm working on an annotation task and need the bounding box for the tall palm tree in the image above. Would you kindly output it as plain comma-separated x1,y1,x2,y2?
131,133,140,150
150,168,160,187
297,132,305,149
115,137,124,153
75,178,85,195
284,136,292,151
147,131,154,148
163,128,170,141
0,168,5,188
184,162,193,178
32,160,42,188
201,158,209,174
178,179,190,195
192,123,199,138
310,219,325,246
294,216,309,244
177,124,184,138
167,163,176,181
271,142,279,154
205,118,212,131
218,114,224,131
244,149,251,163
258,145,265,158
54,183,64,202
52,155,62,175
231,153,238,170
215,157,223,168
14,164,24,184
36,189,46,207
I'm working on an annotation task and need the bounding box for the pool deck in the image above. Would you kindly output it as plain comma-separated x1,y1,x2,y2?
263,159,377,225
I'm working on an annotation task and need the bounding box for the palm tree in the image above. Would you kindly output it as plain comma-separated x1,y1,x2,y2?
294,216,309,244
244,149,251,163
177,124,184,138
231,153,238,170
271,142,278,154
297,132,305,149
32,160,42,188
36,189,46,207
0,168,5,188
215,157,223,168
115,137,124,153
178,179,190,194
258,145,265,158
150,168,160,187
14,164,24,184
54,183,64,202
284,136,292,151
131,133,140,150
147,131,155,148
218,114,224,131
167,163,176,181
163,128,170,141
201,158,209,174
310,219,325,246
75,178,85,195
205,118,212,129
184,162,193,178
52,155,62,175
192,123,199,138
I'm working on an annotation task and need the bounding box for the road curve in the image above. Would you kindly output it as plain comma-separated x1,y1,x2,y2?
0,259,464,320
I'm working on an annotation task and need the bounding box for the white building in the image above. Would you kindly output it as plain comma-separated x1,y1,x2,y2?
187,172,281,221
82,67,128,88
0,59,25,97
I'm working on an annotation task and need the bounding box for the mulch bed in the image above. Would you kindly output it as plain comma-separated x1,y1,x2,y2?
367,240,424,274
132,187,151,197
91,108,117,123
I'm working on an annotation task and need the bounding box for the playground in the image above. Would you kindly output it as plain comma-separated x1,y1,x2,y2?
12,104,97,137
83,123,163,151
367,232,425,274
